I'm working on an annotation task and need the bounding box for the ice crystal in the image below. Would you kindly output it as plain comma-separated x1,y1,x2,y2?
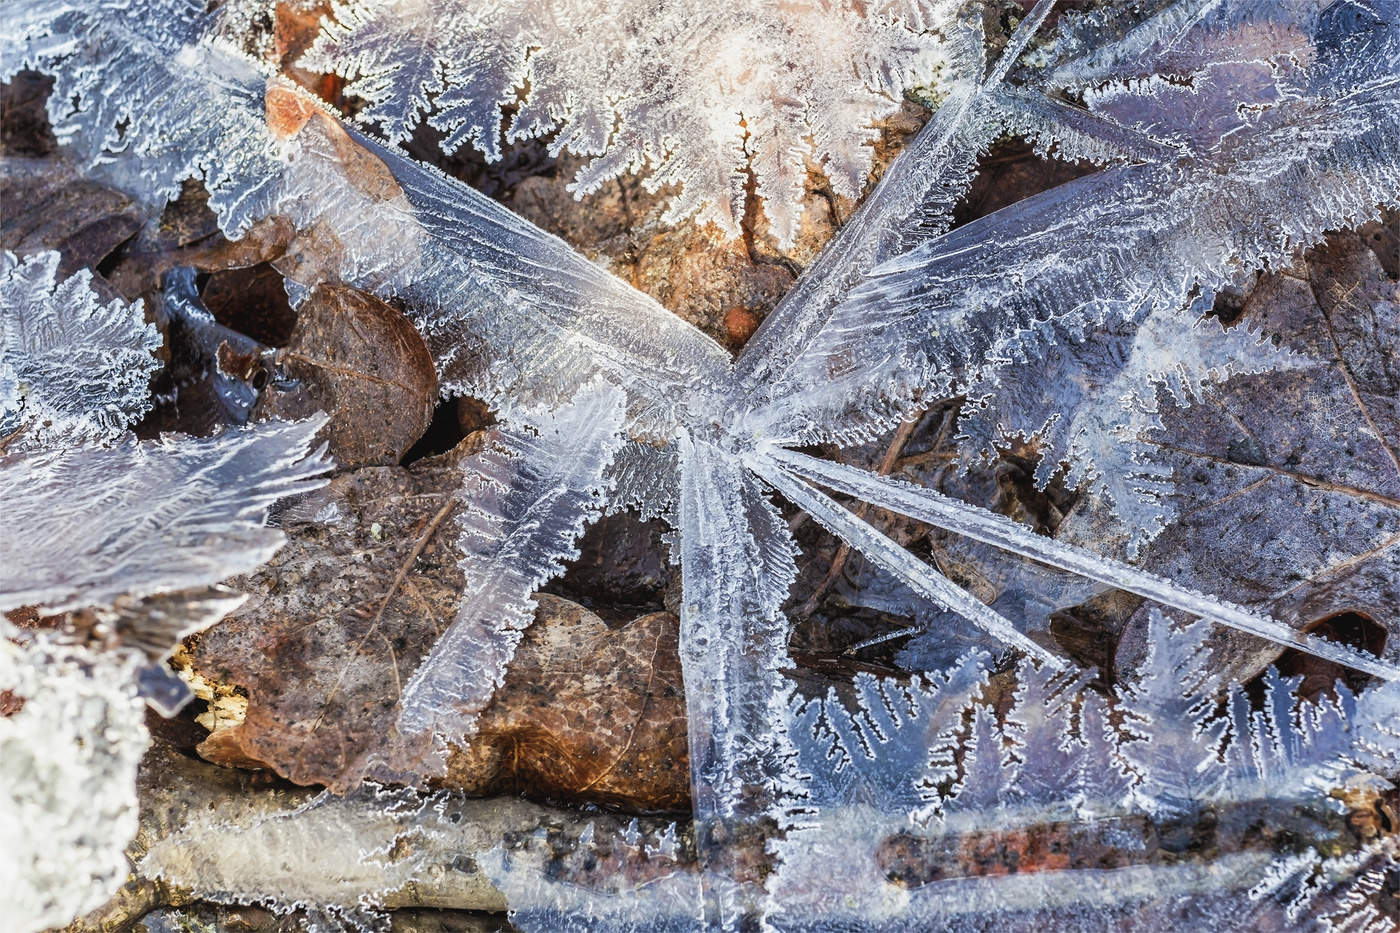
1,1,287,237
748,1,1400,458
301,0,976,245
956,305,1313,554
351,382,627,782
0,419,331,614
1,249,161,448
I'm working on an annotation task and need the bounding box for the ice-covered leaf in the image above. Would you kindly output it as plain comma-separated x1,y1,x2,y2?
0,418,330,613
302,0,977,246
1077,229,1400,680
381,382,627,778
11,2,1400,928
1,249,160,448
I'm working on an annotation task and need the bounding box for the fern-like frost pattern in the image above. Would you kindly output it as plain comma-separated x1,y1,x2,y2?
303,0,972,245
5,0,1400,929
0,419,331,613
374,383,627,778
1,250,161,448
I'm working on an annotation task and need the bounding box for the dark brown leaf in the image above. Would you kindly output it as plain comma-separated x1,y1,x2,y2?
0,156,144,276
444,598,688,812
255,283,437,467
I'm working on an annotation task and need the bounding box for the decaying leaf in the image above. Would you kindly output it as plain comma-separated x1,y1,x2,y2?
255,282,437,467
187,441,472,789
1087,229,1400,682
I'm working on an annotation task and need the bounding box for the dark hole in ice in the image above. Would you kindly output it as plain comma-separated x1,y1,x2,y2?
400,399,468,465
200,263,299,347
1246,610,1387,703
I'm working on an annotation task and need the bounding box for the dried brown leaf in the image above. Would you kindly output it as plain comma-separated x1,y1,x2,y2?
255,283,437,467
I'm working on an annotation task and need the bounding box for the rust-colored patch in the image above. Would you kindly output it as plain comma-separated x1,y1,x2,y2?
0,690,24,717
723,306,761,348
274,0,344,106
445,600,690,812
265,84,318,141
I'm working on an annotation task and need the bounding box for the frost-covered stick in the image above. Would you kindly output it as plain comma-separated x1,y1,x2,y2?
733,0,1057,404
766,447,1400,681
753,456,1062,667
